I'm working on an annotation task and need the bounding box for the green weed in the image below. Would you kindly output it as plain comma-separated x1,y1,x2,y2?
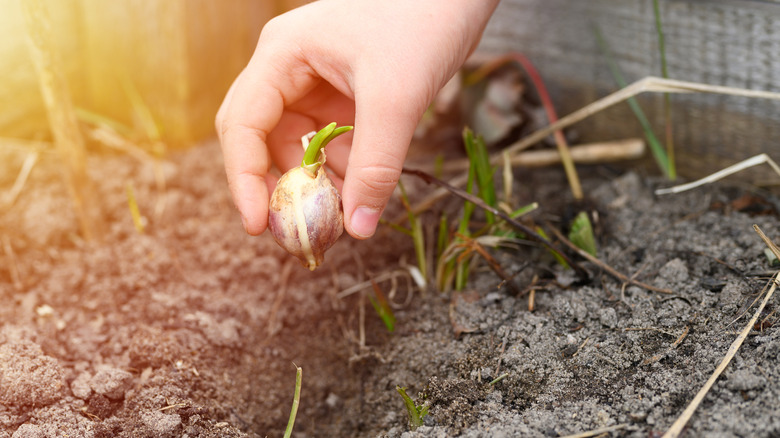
396,386,429,430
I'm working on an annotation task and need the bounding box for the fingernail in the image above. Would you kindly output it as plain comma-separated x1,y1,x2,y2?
350,206,381,238
240,213,250,232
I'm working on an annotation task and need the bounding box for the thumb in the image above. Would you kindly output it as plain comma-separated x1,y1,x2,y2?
341,87,426,239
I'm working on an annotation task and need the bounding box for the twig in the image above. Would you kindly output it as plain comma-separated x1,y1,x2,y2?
546,225,673,294
2,235,23,290
3,150,39,208
754,224,780,260
458,234,521,294
426,138,645,174
159,402,188,412
656,154,780,195
402,167,589,280
337,269,412,299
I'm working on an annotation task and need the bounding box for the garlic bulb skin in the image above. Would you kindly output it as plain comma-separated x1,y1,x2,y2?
268,165,344,270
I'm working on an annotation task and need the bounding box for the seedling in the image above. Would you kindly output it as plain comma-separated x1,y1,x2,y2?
568,211,597,257
125,183,145,234
390,180,428,284
283,365,302,438
368,280,396,332
396,386,428,431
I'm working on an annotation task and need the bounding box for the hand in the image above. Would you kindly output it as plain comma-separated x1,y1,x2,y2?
216,0,499,239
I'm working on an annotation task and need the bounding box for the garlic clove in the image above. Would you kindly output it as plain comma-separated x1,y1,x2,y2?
268,165,344,270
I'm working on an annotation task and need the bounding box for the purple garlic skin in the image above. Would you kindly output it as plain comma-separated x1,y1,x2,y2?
268,165,344,270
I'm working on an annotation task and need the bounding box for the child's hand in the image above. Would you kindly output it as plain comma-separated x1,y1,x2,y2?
216,0,499,239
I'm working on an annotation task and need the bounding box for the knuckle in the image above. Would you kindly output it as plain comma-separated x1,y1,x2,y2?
353,162,401,198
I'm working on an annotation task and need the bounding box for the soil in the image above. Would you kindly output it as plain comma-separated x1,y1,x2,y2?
1,140,779,438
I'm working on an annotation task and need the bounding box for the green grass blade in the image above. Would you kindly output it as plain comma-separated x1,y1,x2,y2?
510,202,538,219
436,213,449,260
593,24,671,179
536,226,569,269
653,0,676,179
463,128,497,224
398,181,427,282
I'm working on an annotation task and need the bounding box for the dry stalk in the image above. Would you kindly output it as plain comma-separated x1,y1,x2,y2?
3,150,39,209
429,138,645,175
656,153,780,195
2,235,23,290
21,0,104,241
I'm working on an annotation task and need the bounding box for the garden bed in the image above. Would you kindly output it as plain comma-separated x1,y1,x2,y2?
1,140,779,437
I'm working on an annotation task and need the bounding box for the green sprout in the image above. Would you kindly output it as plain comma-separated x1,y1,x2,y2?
396,386,429,430
125,183,145,234
283,365,302,438
568,211,597,257
369,280,396,332
301,123,353,176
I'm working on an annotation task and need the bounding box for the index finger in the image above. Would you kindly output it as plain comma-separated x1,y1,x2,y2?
216,46,316,235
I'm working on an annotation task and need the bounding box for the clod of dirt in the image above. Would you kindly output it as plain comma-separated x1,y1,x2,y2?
70,371,93,400
141,409,182,437
10,423,45,438
0,341,64,407
424,376,486,433
87,393,121,419
89,367,133,400
184,311,243,348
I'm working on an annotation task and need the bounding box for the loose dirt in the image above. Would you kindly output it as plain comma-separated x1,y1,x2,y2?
1,141,778,437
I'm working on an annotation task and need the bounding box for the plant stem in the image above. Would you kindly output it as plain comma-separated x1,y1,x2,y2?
283,365,303,438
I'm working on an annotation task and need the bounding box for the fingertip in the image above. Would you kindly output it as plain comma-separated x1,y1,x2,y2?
231,172,272,236
346,205,382,239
